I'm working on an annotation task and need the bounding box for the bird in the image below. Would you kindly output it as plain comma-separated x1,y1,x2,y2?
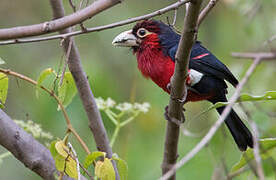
112,19,253,151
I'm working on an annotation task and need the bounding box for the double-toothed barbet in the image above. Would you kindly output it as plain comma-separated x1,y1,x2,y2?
112,20,253,151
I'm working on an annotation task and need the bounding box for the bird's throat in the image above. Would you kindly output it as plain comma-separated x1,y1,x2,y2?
136,45,174,93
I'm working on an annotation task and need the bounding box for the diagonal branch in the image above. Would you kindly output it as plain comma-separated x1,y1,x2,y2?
49,0,119,178
160,57,262,180
0,0,121,40
0,0,191,46
232,52,276,60
161,0,202,179
197,0,219,27
0,109,87,180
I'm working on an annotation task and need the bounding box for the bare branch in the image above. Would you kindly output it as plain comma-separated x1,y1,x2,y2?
263,34,276,47
59,38,73,86
250,122,265,179
172,9,178,26
0,0,191,46
197,0,219,27
0,109,87,180
239,103,265,179
160,57,262,180
232,52,276,60
0,0,121,40
161,0,202,179
0,109,55,179
48,0,119,178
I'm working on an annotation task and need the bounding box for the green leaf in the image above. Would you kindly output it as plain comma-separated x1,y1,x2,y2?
112,155,128,180
49,140,78,179
0,73,8,109
36,68,55,98
83,151,106,169
231,138,276,173
50,140,59,158
58,72,77,110
239,91,276,101
95,158,115,180
194,91,276,119
0,57,6,65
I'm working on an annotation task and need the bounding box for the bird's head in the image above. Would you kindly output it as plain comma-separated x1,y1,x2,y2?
112,20,180,53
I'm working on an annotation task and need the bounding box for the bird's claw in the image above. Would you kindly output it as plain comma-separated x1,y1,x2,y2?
164,106,185,126
166,83,171,92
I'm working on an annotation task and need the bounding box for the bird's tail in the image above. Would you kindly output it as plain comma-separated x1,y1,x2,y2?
211,97,253,151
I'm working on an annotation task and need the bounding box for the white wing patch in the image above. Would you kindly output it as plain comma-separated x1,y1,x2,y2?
188,69,203,86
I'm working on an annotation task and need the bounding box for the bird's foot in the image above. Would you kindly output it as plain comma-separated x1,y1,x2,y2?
166,83,171,92
164,105,185,126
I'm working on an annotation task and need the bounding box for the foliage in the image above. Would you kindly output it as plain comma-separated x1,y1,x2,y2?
0,57,8,108
50,137,79,180
14,120,53,140
112,154,128,180
231,138,276,173
36,68,77,109
57,72,77,110
36,68,55,98
95,97,150,146
193,91,276,120
83,151,127,180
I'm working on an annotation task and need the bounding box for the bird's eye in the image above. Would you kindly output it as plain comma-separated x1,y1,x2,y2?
137,28,148,38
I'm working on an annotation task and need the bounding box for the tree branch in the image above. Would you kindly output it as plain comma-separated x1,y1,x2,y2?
0,68,90,155
0,0,121,40
48,0,119,178
160,57,262,180
161,0,202,179
232,52,276,60
197,0,219,27
0,0,191,46
0,109,87,180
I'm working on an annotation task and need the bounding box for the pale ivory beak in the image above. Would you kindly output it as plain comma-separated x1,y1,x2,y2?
112,30,139,47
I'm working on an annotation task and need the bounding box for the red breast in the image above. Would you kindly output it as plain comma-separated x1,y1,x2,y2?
135,34,175,93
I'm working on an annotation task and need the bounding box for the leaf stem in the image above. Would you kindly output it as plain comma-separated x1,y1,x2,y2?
0,68,90,155
110,124,121,148
120,112,139,127
105,110,118,125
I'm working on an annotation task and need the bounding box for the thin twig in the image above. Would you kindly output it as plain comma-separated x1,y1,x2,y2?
263,34,276,47
197,0,219,27
250,122,265,180
159,57,262,180
0,0,122,40
227,167,249,180
0,0,191,46
161,1,202,179
232,52,276,60
0,68,91,155
59,38,73,85
69,0,77,12
60,0,85,86
239,103,265,179
172,9,178,26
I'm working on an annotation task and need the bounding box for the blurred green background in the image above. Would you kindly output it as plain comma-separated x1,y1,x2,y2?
0,0,276,179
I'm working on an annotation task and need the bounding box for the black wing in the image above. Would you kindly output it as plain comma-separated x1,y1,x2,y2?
168,41,238,87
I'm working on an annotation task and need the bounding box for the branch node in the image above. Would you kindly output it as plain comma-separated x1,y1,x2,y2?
42,22,51,32
80,23,88,32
